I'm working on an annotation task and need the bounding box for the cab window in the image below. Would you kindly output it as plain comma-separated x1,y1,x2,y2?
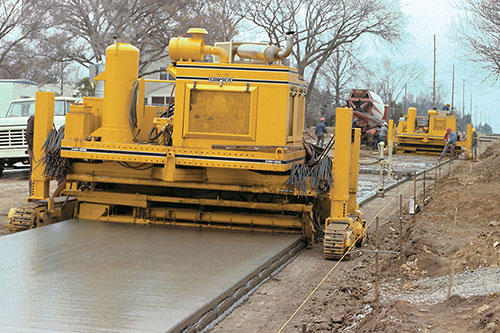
7,102,33,117
27,102,35,116
54,101,65,116
7,103,24,117
6,100,69,117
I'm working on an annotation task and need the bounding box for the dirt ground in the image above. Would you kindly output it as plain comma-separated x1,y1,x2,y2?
214,141,500,332
0,172,58,236
0,173,29,236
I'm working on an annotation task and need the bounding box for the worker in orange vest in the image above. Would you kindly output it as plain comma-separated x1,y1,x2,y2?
439,128,457,161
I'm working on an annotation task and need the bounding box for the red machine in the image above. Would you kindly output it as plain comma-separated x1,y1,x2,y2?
346,89,387,145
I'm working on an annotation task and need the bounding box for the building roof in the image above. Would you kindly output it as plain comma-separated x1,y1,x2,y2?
0,79,38,86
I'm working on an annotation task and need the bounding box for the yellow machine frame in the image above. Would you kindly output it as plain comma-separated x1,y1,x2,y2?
393,107,472,157
11,29,364,259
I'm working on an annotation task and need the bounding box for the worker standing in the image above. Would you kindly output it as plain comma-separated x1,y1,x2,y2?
315,117,327,148
471,128,478,160
439,128,457,161
372,122,388,150
26,115,35,193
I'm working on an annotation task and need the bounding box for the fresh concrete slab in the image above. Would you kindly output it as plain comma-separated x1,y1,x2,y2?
0,219,301,332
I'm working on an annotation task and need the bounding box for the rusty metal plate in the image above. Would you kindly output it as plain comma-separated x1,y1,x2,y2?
0,219,301,332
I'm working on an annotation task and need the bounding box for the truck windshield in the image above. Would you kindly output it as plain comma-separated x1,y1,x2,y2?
6,100,67,117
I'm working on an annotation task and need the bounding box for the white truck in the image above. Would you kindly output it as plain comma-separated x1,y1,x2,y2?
0,97,75,177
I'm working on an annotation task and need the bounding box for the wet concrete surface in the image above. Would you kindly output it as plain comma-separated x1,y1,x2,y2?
357,153,437,202
0,219,301,332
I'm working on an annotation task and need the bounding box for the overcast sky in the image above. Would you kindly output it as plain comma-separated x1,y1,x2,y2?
398,0,499,132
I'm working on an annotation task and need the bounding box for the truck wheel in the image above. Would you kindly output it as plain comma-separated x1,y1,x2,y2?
0,161,4,178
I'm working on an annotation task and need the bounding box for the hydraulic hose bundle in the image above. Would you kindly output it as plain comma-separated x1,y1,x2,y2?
41,125,68,180
285,134,336,196
285,156,332,196
129,79,175,145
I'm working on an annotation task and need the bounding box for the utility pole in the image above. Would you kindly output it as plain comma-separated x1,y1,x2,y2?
388,92,392,120
403,83,407,116
462,79,465,119
451,64,455,111
470,93,473,125
433,35,436,109
60,59,64,96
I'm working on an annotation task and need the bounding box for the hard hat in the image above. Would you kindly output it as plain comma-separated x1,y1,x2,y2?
446,103,450,107
383,122,388,126
472,128,476,132
446,128,451,132
320,117,325,122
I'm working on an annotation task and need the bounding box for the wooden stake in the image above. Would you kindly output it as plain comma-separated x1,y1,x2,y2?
447,261,455,301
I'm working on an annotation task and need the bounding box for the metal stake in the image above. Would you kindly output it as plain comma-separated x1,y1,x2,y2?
377,142,385,197
399,194,403,263
413,171,417,215
396,174,399,197
423,170,426,203
375,216,380,304
434,166,438,190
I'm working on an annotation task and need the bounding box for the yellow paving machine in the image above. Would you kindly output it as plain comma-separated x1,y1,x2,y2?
9,29,364,259
393,107,472,157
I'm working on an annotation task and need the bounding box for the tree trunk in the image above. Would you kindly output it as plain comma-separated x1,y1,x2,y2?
305,52,331,103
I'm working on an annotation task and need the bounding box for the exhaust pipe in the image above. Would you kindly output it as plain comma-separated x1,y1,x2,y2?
276,31,295,60
236,31,295,62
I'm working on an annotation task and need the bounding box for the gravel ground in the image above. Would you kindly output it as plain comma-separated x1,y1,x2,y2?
382,267,500,304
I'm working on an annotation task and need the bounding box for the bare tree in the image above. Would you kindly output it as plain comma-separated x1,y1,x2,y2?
44,0,190,74
453,0,500,80
367,59,423,105
0,0,51,78
173,0,244,45
412,84,446,115
240,0,405,102
320,43,366,107
41,0,243,76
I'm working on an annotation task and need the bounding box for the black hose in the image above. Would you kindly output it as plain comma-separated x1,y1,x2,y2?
148,125,164,141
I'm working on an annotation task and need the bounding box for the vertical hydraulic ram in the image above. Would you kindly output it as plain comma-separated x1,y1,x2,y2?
324,108,364,259
29,91,54,200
